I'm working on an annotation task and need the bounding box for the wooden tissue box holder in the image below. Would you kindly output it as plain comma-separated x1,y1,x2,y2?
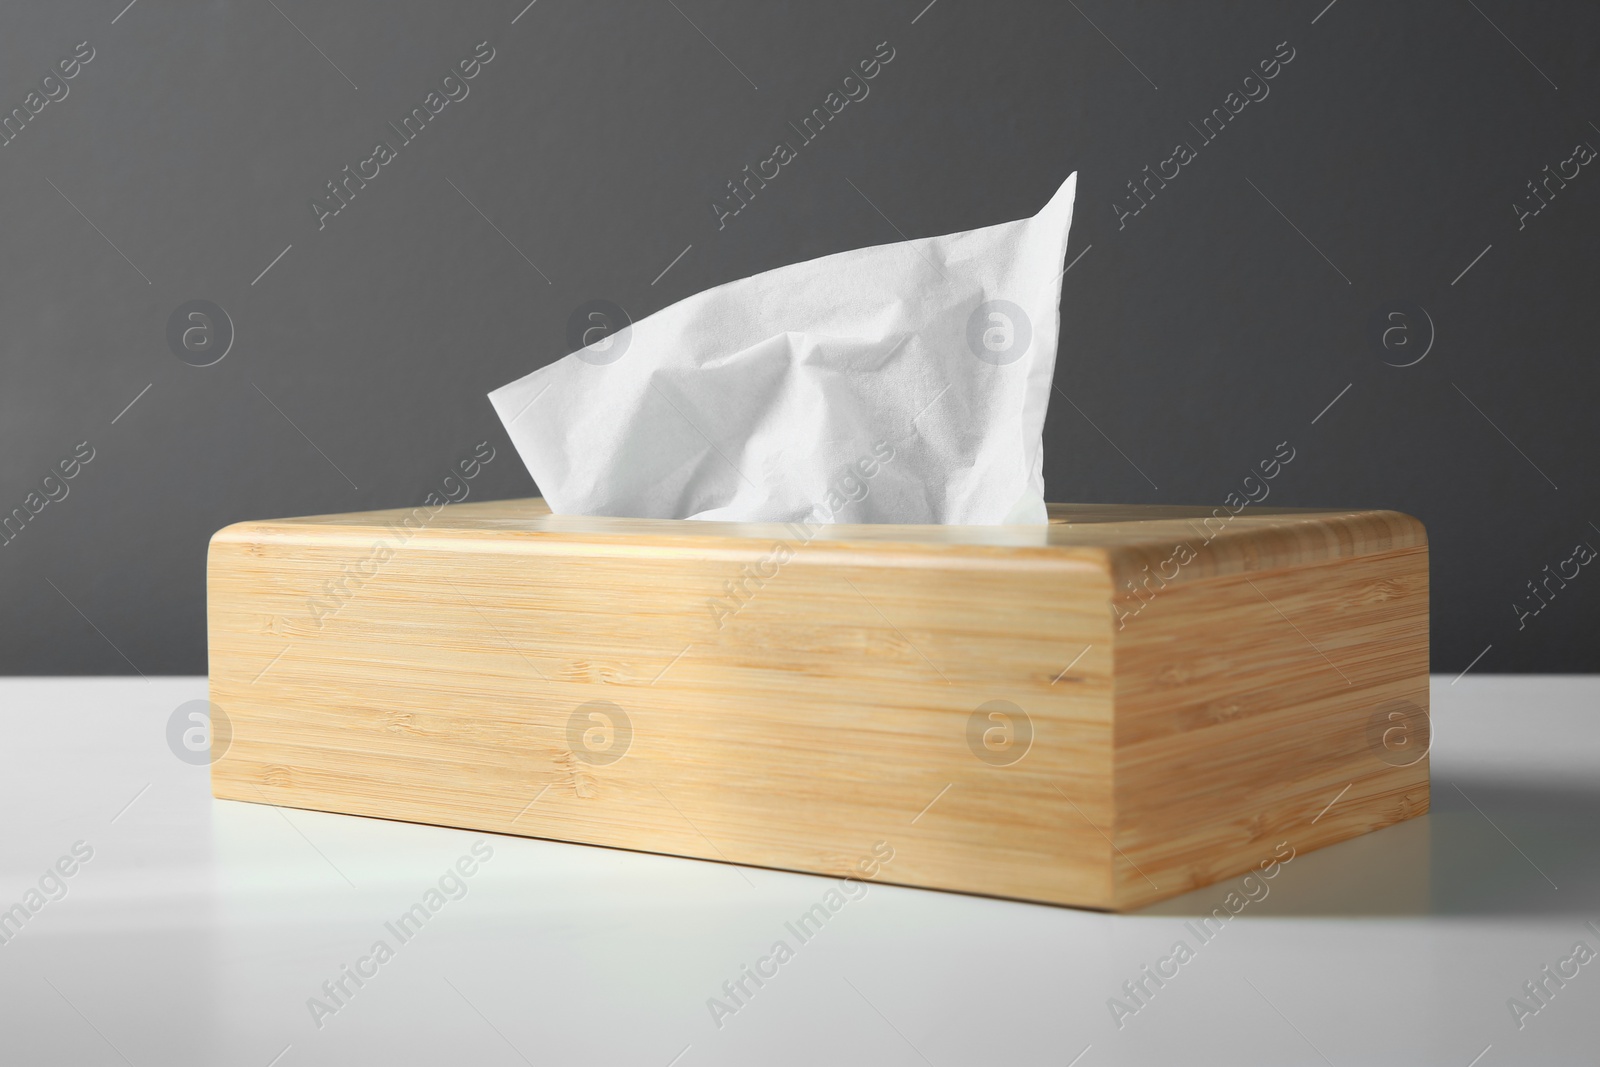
207,498,1429,910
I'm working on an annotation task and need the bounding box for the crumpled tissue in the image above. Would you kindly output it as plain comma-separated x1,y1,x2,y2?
489,173,1077,524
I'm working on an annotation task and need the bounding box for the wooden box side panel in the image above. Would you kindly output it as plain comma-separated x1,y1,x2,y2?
1110,542,1429,909
207,526,1118,907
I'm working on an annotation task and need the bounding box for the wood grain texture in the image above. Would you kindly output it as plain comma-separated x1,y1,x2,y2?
207,497,1428,909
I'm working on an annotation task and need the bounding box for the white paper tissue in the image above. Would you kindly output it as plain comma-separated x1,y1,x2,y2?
489,173,1077,525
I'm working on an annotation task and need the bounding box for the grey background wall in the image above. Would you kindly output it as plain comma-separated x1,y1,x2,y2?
1,0,1596,675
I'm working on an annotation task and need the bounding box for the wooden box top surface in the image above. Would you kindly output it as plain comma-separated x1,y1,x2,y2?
214,499,1425,586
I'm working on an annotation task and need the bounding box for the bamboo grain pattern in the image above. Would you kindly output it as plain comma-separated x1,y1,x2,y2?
208,498,1429,909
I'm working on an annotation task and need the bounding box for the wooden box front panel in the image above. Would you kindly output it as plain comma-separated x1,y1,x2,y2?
208,511,1118,907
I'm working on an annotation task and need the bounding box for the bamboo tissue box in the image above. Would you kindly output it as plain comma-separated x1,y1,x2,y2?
207,498,1429,910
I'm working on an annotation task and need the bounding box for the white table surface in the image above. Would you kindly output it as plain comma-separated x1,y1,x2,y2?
1,675,1596,1066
